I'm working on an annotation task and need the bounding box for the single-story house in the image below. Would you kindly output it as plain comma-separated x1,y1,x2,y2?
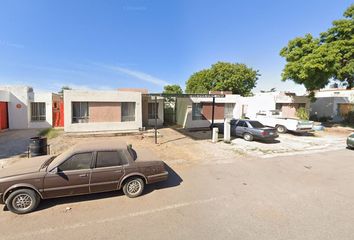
236,92,310,119
310,88,354,121
0,85,315,133
0,86,62,130
63,89,142,133
175,93,240,129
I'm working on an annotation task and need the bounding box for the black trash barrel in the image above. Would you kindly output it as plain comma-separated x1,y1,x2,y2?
29,137,48,157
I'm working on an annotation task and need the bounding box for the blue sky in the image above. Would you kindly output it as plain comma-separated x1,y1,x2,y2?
0,0,352,94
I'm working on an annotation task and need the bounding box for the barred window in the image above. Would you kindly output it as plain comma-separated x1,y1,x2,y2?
31,102,46,121
72,102,89,123
121,102,136,122
148,102,159,119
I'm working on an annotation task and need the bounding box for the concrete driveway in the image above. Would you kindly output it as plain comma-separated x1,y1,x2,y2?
229,132,347,158
0,129,40,159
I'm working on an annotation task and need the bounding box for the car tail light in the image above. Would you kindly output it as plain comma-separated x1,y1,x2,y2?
261,131,268,136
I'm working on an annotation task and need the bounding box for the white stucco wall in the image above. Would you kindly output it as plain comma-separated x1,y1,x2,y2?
28,92,53,129
235,95,276,119
64,90,142,133
176,95,240,129
311,89,354,121
311,97,350,121
314,89,354,98
234,92,310,119
0,86,30,129
0,90,10,102
0,86,54,129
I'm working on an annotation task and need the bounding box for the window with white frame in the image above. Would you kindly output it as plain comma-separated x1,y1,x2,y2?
72,102,89,123
224,103,235,119
31,102,46,121
148,102,159,119
121,102,136,122
192,103,204,120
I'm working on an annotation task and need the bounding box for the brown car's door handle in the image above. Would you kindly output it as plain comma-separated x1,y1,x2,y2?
114,169,122,173
79,174,88,177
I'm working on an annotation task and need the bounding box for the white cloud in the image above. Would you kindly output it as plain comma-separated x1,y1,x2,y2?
102,65,169,87
0,40,24,49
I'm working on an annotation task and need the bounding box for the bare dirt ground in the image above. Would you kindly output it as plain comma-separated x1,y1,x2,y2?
0,127,351,169
47,127,241,167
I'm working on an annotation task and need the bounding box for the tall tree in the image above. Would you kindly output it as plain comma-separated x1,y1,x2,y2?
58,86,72,95
185,62,259,96
163,84,183,94
280,4,354,96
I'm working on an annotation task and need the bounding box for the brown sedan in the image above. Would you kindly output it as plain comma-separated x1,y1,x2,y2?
0,140,168,214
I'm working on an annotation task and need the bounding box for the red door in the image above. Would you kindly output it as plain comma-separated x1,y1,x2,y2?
0,102,9,130
53,100,64,127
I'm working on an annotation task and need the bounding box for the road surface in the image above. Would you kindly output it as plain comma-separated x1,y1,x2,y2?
0,149,353,240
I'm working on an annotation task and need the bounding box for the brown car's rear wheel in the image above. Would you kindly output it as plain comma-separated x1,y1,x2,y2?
6,189,40,214
123,177,145,198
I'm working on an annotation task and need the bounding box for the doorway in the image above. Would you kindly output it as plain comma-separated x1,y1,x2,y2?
0,102,9,130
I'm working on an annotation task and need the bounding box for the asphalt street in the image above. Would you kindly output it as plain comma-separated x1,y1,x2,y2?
0,149,353,240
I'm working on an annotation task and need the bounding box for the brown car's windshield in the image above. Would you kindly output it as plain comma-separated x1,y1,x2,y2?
41,156,56,169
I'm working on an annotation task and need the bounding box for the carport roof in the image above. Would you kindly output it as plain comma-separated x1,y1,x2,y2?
143,93,225,98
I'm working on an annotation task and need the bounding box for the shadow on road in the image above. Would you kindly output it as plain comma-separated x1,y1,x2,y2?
144,163,183,194
289,132,315,137
0,129,39,159
26,164,183,212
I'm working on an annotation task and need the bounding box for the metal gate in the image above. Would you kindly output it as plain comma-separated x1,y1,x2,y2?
163,97,177,125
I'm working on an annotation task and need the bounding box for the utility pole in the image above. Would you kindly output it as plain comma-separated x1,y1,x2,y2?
210,95,216,138
211,96,216,127
154,96,158,144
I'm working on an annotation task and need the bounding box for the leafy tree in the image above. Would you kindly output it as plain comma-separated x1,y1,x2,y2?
280,4,354,96
58,86,72,95
163,84,183,94
185,62,259,96
296,107,309,120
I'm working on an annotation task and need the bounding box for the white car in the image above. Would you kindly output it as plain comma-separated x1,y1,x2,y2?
254,110,314,133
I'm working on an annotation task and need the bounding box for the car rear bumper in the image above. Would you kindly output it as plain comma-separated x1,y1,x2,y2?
294,128,313,133
147,171,169,184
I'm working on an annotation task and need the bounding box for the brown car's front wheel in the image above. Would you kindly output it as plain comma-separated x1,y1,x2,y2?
6,189,40,214
123,177,145,198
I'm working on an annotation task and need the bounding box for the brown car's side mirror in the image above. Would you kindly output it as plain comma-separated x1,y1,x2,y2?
50,167,59,174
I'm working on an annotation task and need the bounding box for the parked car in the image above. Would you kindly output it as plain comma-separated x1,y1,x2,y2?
214,119,278,141
255,110,314,133
0,140,169,214
347,133,354,149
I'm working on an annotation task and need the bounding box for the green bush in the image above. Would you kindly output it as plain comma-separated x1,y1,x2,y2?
296,107,309,120
38,128,61,139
